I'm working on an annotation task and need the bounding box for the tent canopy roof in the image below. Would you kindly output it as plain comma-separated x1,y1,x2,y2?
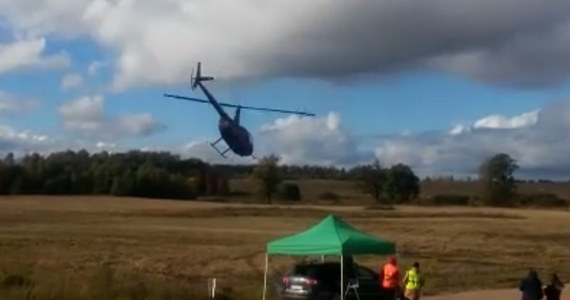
266,214,396,255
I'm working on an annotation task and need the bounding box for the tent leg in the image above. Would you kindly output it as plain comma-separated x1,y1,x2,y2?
340,255,344,300
321,255,324,262
262,253,268,300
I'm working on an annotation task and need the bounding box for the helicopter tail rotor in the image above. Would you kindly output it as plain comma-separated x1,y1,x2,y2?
190,62,214,90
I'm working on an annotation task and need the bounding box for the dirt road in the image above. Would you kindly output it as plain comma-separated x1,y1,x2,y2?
426,285,569,300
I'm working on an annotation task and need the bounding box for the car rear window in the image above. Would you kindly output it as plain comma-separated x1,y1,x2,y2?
290,263,340,277
290,265,319,276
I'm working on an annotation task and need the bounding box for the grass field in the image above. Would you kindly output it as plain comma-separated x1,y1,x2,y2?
229,178,570,203
1,195,569,299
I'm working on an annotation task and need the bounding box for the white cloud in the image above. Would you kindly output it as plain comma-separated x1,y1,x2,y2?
2,1,570,90
95,141,118,153
373,101,570,179
180,112,373,167
449,124,470,136
0,124,53,154
88,60,105,76
256,112,372,166
61,73,84,89
0,37,70,75
0,91,38,113
57,95,165,140
473,109,539,129
96,141,115,148
58,95,103,124
449,109,540,135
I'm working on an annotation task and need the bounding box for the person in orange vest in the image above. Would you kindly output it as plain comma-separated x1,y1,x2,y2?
379,255,401,300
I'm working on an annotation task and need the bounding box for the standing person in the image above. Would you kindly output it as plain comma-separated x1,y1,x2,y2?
544,273,564,300
519,269,543,300
403,262,424,300
379,256,400,300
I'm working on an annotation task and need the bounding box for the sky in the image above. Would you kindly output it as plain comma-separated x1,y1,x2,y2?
2,0,570,179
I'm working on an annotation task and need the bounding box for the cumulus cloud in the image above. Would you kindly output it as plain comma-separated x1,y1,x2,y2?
88,60,105,76
0,122,129,157
180,112,372,167
449,109,540,135
61,72,84,89
0,37,70,75
256,112,372,166
0,91,38,113
427,19,570,88
57,95,166,140
1,0,570,89
374,100,570,180
0,124,53,154
473,110,539,129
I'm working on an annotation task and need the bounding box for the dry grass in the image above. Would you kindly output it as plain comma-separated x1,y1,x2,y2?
229,178,570,204
1,195,569,299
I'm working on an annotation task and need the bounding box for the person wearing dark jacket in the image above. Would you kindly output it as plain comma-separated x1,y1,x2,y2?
519,269,543,300
544,273,564,300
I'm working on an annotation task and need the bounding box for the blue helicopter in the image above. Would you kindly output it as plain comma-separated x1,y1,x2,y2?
163,62,315,158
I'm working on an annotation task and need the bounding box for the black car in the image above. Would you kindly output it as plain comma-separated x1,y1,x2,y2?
277,261,385,300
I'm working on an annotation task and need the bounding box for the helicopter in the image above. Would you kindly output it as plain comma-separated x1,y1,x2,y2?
163,62,316,158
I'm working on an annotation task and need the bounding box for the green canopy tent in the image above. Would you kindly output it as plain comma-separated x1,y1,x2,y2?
262,214,396,300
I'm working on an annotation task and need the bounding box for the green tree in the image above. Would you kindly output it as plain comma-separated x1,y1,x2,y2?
110,170,135,196
278,183,301,201
384,163,420,203
217,176,230,196
252,154,282,204
478,153,519,206
353,159,386,203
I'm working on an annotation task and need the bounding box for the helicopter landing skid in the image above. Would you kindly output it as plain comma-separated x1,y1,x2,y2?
209,137,230,158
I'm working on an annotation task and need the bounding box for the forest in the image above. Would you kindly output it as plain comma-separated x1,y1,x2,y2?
0,150,568,208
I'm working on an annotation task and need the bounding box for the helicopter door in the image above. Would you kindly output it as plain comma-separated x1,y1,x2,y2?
247,130,253,144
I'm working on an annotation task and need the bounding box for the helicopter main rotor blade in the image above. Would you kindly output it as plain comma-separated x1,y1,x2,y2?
232,104,315,116
163,93,315,116
163,93,210,104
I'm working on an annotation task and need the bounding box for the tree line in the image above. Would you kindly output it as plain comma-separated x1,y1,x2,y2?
0,150,230,200
0,150,567,208
251,155,422,204
0,150,422,203
251,152,568,208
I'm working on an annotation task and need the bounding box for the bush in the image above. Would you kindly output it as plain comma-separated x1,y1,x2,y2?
277,183,301,201
1,273,32,288
515,193,569,208
422,194,471,206
318,191,341,201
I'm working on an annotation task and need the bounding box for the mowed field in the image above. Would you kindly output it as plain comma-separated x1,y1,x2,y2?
1,195,569,300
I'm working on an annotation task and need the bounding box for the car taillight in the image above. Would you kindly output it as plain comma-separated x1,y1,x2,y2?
306,278,318,285
282,277,290,285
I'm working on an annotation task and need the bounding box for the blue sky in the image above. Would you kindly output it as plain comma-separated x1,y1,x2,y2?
2,0,570,179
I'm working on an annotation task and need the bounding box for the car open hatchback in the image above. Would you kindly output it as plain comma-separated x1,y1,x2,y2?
278,261,384,300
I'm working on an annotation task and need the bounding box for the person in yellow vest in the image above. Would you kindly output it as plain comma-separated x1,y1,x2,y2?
402,262,424,300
